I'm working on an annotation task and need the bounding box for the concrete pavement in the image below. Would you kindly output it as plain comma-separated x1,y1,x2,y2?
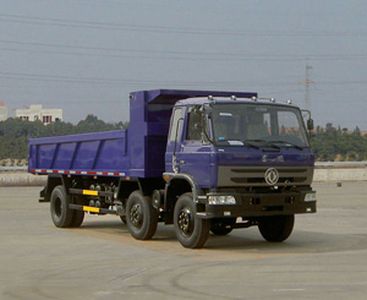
0,182,367,299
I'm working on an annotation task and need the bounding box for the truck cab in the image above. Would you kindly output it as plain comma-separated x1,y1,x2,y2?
163,96,316,247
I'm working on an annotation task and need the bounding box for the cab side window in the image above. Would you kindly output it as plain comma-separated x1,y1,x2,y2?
168,108,184,142
186,110,202,141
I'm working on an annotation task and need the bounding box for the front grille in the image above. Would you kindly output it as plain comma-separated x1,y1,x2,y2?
218,166,313,187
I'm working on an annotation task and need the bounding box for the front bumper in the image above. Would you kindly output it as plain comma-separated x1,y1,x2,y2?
196,190,316,219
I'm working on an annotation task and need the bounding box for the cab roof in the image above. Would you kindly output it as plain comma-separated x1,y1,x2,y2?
175,97,296,108
130,89,258,105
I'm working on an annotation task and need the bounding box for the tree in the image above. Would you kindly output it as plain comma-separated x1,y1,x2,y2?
0,115,128,160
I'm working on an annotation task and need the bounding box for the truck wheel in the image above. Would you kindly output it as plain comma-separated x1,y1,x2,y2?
120,216,127,224
174,193,210,249
70,196,85,228
210,218,236,236
50,185,74,228
258,215,294,242
70,211,84,227
126,191,158,240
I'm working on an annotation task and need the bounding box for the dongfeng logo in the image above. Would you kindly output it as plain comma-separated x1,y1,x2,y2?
264,168,279,185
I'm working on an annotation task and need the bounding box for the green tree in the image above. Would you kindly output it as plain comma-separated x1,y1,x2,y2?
0,115,129,160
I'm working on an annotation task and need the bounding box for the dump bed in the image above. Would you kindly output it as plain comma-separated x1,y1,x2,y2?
29,130,129,177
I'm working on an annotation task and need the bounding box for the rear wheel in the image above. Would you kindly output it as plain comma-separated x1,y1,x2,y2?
174,193,210,248
126,191,158,240
50,185,74,228
70,196,85,228
258,215,294,242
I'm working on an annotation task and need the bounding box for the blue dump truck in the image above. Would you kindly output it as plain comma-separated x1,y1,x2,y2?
29,89,316,248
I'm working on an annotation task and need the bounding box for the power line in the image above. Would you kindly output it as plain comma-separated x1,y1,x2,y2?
1,41,367,62
1,71,366,89
0,13,366,37
0,47,304,62
5,47,364,63
0,71,295,87
1,39,313,58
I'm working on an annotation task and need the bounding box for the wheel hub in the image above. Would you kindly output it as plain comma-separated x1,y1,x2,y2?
178,208,193,235
130,203,143,227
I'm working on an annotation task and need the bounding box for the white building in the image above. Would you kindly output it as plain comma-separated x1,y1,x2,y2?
15,104,63,125
0,101,8,121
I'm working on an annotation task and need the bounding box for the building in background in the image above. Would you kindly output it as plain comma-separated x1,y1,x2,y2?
15,104,63,125
0,101,8,121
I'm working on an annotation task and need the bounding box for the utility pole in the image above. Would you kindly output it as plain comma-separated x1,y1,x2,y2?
304,63,313,110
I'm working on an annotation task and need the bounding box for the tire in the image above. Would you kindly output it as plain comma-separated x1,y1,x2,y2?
210,218,236,236
120,215,127,224
70,210,85,227
70,196,85,228
50,185,74,228
174,193,210,249
126,191,158,240
258,215,295,242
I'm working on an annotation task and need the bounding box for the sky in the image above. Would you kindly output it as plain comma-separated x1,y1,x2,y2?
0,0,367,129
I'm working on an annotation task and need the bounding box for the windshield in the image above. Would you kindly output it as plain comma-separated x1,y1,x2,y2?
210,103,309,148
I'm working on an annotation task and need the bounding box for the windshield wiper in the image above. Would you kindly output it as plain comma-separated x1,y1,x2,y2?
243,139,279,149
267,140,304,150
242,141,260,149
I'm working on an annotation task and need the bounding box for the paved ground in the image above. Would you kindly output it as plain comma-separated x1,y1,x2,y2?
1,182,367,299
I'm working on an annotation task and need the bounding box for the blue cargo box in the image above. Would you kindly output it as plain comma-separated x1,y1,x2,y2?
29,130,129,177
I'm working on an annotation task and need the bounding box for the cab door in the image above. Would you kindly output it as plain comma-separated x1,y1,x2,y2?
165,107,185,172
177,107,214,188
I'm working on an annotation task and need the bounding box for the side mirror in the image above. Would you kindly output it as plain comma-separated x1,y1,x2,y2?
302,109,314,131
307,118,314,131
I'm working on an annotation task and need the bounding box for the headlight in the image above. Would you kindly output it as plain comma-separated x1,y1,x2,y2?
304,192,316,202
208,195,236,205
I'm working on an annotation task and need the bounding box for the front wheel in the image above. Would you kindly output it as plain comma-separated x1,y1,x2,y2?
174,193,210,248
126,191,158,240
258,215,294,242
